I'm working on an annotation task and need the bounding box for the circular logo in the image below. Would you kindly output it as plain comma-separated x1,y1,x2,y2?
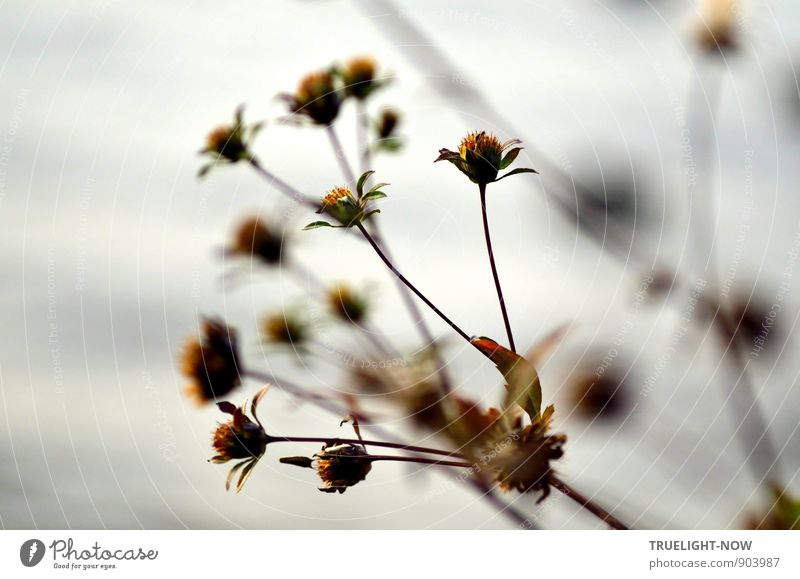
20,539,46,567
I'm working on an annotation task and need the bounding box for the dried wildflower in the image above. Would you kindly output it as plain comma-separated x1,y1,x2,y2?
340,56,386,100
696,0,739,54
435,131,538,185
228,216,285,266
198,106,262,177
210,386,270,492
181,318,241,404
376,109,399,140
304,171,387,230
261,310,310,348
328,283,369,324
487,405,566,502
281,443,372,494
746,486,800,530
282,70,342,126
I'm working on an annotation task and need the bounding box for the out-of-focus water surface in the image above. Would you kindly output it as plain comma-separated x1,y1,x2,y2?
2,0,800,529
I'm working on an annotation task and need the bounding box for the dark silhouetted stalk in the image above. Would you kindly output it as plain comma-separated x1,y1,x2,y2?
356,223,472,345
550,476,629,530
479,182,516,352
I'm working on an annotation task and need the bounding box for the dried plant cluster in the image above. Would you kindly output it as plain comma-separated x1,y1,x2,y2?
181,43,800,530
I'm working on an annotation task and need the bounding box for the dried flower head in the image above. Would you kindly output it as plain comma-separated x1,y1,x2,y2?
210,386,271,492
696,0,739,54
341,56,386,100
328,283,369,324
281,443,372,494
261,310,310,348
181,318,241,404
304,171,387,230
569,370,629,421
435,131,537,185
376,109,399,140
198,106,262,177
283,70,342,126
228,216,285,266
487,405,566,502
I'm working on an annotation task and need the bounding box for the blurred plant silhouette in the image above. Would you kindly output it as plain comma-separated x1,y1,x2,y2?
181,0,800,530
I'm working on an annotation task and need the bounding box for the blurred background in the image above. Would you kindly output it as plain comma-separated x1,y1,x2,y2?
2,0,800,529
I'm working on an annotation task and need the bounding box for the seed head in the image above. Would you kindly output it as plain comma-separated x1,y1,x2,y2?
209,386,271,492
229,216,285,266
286,70,342,126
341,56,381,100
181,318,241,404
488,405,566,502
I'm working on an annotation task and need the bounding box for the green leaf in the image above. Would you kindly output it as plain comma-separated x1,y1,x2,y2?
197,162,214,178
356,170,375,196
303,221,334,230
362,209,381,221
494,167,539,182
367,182,390,193
500,147,523,169
470,336,542,421
362,191,387,202
375,138,403,153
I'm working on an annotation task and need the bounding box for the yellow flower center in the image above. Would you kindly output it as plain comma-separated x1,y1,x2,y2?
322,186,353,206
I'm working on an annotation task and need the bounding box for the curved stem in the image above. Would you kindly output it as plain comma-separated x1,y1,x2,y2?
550,476,629,530
267,434,463,459
368,455,472,468
326,125,356,184
479,183,516,353
356,223,472,345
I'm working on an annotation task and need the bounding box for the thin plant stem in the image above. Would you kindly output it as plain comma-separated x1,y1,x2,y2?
326,125,356,184
368,228,453,394
479,183,516,352
356,223,472,345
241,370,530,527
367,455,472,468
249,158,318,210
266,434,462,459
248,156,453,393
357,100,371,175
550,476,629,531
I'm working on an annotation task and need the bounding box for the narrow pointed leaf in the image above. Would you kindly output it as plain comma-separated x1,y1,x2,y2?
500,147,523,169
356,170,375,196
235,458,259,492
225,460,248,491
250,384,270,426
471,336,542,421
494,167,539,182
303,221,334,230
217,401,237,415
362,191,387,202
